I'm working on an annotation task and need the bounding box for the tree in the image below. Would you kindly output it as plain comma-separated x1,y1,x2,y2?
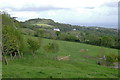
100,36,115,47
105,53,118,66
55,31,61,39
2,24,23,59
34,29,45,37
27,38,41,56
2,13,23,64
44,42,59,53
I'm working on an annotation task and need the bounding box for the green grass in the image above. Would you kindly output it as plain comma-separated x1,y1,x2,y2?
32,24,54,28
19,28,35,35
2,36,118,78
0,61,2,79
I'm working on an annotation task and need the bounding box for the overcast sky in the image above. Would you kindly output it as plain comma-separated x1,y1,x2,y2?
0,0,118,28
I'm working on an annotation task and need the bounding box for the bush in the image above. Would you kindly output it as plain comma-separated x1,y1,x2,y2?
3,25,24,55
106,53,118,66
27,38,41,56
59,34,79,42
44,42,59,53
34,29,45,37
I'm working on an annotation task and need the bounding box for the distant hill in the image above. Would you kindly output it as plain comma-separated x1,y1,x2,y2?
25,18,55,24
2,14,118,49
21,18,118,37
20,18,119,49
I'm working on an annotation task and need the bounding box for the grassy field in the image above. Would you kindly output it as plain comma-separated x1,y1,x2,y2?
0,62,1,79
2,36,118,78
32,24,54,28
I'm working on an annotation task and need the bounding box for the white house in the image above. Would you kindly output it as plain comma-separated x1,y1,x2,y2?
73,28,76,31
96,28,99,29
53,28,60,31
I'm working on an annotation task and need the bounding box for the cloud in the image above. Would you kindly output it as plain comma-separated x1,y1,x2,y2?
0,5,69,12
16,6,69,12
0,0,118,28
102,2,118,7
83,7,95,9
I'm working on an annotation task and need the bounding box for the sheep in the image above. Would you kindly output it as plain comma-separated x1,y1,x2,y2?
56,55,71,61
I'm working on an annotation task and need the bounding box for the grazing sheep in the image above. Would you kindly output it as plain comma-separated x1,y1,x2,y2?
56,55,71,61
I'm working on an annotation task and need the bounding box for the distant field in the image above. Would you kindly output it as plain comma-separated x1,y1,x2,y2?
32,24,54,28
2,36,118,78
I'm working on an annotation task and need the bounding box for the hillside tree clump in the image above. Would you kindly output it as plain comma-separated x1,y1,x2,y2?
27,38,42,56
34,29,45,37
105,53,118,66
44,42,59,53
2,13,24,64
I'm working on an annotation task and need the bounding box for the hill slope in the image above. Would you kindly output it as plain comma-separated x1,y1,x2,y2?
21,18,119,49
2,13,118,78
3,36,118,78
22,18,118,36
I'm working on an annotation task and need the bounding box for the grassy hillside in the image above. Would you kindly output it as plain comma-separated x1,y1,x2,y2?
32,24,54,28
21,18,119,49
3,35,118,78
2,13,119,78
0,62,1,79
23,18,117,36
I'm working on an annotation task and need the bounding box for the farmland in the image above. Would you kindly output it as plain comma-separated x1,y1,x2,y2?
2,36,118,78
1,12,119,78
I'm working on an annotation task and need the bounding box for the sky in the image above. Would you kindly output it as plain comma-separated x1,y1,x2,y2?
0,0,119,28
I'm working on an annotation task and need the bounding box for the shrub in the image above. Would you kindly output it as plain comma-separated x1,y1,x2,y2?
44,42,59,53
3,25,24,56
59,34,79,42
34,29,45,37
106,53,118,66
27,38,41,56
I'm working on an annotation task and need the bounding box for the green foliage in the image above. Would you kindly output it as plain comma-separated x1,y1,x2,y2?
100,36,115,47
106,53,118,66
59,33,79,42
55,31,61,37
2,12,13,27
25,18,55,25
2,21,23,57
34,29,45,37
55,31,61,39
27,38,41,54
20,28,35,36
44,42,59,53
